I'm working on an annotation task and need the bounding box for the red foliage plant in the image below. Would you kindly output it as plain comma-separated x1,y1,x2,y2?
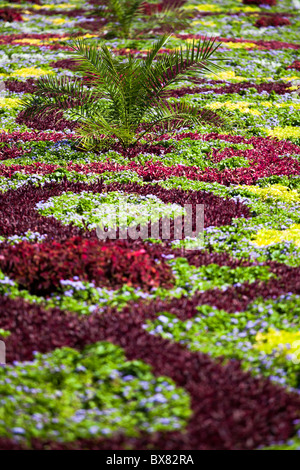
142,2,163,15
1,133,300,185
0,8,23,22
0,237,174,295
255,16,291,28
1,132,300,185
288,61,300,71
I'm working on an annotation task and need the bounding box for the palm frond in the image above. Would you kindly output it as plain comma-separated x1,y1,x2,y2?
144,35,171,68
147,36,223,92
70,38,111,81
137,100,231,140
19,95,60,119
129,36,223,123
18,74,98,127
77,110,135,149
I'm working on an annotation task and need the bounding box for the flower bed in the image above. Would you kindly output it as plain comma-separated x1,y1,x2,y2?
0,0,300,451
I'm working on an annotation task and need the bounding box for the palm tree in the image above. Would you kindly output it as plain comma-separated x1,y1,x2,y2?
90,0,194,38
91,0,144,39
20,35,227,151
139,0,194,36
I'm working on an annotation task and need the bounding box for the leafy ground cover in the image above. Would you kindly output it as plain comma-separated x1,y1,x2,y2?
1,0,300,450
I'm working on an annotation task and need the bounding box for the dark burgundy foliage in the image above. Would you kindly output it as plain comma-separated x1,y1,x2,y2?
169,81,295,97
195,11,294,19
183,250,254,269
4,78,37,94
49,59,79,71
0,180,251,240
16,109,78,132
242,0,276,5
7,78,294,99
105,181,251,224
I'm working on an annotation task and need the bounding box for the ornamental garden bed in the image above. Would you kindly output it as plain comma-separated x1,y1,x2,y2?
0,0,300,451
